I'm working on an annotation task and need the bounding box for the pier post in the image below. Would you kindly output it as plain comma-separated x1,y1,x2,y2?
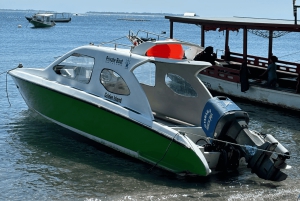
169,21,173,39
201,25,205,47
268,30,273,62
243,27,248,62
294,0,300,24
224,30,229,60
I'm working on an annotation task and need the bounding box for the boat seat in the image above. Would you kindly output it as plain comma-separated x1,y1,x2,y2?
60,68,74,77
184,46,203,60
60,67,80,79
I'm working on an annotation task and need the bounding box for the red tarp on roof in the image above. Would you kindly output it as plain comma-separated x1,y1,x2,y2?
146,44,184,59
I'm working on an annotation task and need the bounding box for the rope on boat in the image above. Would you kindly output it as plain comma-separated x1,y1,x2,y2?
180,130,290,157
0,70,11,107
3,64,23,107
0,71,8,75
148,133,178,172
5,72,11,107
200,135,290,157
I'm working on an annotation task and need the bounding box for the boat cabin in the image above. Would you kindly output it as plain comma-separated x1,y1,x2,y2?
48,43,212,127
26,12,71,23
32,14,53,23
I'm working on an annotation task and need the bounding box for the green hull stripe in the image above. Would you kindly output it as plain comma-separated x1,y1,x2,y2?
13,76,208,176
30,21,53,27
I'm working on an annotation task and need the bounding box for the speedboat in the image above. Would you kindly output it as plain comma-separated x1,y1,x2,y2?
8,30,290,181
29,14,56,28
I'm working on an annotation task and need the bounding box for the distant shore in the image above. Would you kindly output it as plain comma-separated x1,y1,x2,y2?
0,9,178,16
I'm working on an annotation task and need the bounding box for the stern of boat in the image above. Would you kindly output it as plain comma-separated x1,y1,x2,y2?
200,96,290,181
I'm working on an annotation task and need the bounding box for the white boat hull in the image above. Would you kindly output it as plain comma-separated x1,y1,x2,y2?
198,74,300,111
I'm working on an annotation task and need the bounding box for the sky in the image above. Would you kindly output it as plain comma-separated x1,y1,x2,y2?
1,0,297,20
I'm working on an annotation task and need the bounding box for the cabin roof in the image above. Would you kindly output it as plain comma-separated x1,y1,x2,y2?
165,16,300,32
35,14,54,17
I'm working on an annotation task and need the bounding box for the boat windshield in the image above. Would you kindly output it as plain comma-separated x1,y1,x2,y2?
133,62,156,86
53,53,94,84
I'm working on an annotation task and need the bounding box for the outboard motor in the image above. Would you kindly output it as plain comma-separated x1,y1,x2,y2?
201,96,290,181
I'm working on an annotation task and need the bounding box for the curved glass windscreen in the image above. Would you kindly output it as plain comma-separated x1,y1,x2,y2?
53,53,94,84
100,69,130,95
133,62,156,86
165,73,197,97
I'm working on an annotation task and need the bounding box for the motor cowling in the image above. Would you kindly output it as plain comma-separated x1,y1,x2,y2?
201,96,290,181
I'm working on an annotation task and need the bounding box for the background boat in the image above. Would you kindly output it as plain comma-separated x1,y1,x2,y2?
165,15,300,112
25,12,72,23
29,13,56,28
0,10,299,200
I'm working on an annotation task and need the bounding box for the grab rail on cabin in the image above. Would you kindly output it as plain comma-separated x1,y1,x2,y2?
221,52,300,75
99,35,136,50
132,30,196,45
200,65,240,83
135,30,169,41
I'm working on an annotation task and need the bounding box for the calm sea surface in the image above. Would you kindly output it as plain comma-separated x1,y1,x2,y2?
0,10,300,201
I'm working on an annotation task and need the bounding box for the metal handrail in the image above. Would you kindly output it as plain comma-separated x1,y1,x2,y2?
98,30,204,53
135,29,169,41
99,36,130,46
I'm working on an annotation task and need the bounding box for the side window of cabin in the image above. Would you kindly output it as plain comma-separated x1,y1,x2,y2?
165,73,197,97
100,69,130,95
133,62,156,86
53,53,94,84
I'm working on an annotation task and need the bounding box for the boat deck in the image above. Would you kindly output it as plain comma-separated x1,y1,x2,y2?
248,79,297,93
202,60,299,94
153,112,194,127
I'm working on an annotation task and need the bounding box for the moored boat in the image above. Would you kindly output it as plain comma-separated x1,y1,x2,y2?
165,15,300,111
29,13,56,28
8,30,290,181
26,12,71,23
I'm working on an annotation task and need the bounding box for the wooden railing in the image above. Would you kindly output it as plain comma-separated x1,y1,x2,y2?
222,52,300,74
200,65,240,83
201,51,300,84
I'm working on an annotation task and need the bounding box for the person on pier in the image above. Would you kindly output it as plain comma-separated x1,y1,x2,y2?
194,46,216,65
260,55,278,88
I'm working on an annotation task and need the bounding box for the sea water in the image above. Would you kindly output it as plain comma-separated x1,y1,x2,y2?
0,10,300,200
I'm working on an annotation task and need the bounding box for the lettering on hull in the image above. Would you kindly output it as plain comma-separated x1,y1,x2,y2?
104,92,122,103
106,56,123,66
